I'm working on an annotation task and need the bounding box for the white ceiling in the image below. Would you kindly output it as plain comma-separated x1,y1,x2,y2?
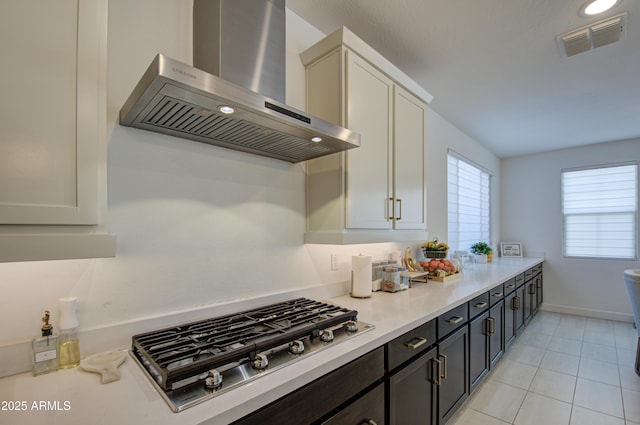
287,0,640,158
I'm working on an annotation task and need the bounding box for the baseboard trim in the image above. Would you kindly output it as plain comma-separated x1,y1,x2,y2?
540,303,635,323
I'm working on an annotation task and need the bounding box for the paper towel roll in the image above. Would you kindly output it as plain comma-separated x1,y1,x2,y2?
351,255,372,298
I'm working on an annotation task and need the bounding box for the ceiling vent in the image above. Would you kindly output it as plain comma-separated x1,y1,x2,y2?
557,12,627,57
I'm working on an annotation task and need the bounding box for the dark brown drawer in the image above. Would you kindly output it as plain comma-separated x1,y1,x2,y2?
515,273,525,286
504,278,517,294
469,292,489,317
232,348,384,425
387,319,436,371
489,284,504,306
438,303,468,339
524,268,534,281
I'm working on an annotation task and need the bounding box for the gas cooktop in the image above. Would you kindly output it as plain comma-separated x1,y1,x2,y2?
131,298,374,412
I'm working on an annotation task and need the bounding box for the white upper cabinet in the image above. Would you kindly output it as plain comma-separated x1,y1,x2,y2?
393,85,427,230
301,27,431,244
344,51,394,230
0,0,115,261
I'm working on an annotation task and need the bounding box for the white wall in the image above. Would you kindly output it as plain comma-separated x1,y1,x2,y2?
501,138,640,321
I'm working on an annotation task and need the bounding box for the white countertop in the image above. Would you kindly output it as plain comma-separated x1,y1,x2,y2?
0,257,542,425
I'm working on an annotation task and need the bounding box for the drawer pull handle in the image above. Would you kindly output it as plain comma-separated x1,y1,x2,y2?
474,302,488,309
492,292,503,298
447,316,463,324
506,284,515,289
362,420,378,425
405,337,427,349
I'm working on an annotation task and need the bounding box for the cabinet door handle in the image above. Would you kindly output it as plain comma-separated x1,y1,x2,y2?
388,197,395,220
405,336,427,349
396,198,402,221
529,285,536,295
438,353,448,380
474,302,488,309
433,358,442,385
513,296,521,310
487,317,495,336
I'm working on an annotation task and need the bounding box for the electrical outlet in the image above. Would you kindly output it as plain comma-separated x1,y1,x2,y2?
331,253,339,271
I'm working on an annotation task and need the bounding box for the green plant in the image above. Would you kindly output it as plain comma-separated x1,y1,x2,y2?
470,242,492,255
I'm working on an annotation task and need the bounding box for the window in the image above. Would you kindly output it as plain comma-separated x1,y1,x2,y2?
561,162,638,259
447,151,491,252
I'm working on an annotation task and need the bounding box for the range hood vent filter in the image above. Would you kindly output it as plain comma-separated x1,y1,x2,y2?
143,96,334,161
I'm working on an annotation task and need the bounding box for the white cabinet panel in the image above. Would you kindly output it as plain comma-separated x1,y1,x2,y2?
394,86,426,230
345,51,393,230
0,0,114,261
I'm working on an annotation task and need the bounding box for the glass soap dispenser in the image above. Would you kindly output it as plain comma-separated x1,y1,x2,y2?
58,297,81,369
32,310,59,376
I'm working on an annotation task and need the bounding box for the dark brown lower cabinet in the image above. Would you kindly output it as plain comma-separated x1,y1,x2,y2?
322,382,385,425
469,311,489,393
231,347,384,425
438,326,469,424
536,273,543,309
388,347,437,425
489,300,505,367
504,291,517,347
524,279,535,324
514,285,526,334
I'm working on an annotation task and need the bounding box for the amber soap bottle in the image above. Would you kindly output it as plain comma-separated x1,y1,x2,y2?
58,297,81,369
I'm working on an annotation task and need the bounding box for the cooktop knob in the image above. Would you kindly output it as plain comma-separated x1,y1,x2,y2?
253,353,269,370
289,340,305,355
344,320,358,333
320,329,334,343
204,369,222,389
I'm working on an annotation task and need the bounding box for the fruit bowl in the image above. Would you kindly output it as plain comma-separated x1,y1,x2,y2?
419,259,458,277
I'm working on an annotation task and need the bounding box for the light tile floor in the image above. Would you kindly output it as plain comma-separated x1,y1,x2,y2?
450,311,640,425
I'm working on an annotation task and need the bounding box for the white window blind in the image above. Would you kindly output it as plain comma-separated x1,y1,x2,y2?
561,163,638,259
447,152,491,253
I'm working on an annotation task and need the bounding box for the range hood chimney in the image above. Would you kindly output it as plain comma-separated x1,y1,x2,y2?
119,0,360,163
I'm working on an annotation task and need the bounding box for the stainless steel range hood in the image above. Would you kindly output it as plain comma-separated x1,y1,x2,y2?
119,0,360,163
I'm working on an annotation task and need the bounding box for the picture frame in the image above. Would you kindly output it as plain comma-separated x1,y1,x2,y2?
500,242,523,257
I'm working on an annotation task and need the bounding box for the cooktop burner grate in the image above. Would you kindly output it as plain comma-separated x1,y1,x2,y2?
132,298,361,392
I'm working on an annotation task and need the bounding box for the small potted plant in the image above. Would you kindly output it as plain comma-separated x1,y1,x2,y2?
470,242,493,263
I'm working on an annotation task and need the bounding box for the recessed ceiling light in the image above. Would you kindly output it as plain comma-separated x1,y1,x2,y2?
581,0,620,16
218,105,235,114
311,136,322,143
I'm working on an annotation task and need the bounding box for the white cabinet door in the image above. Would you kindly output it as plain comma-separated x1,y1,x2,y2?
0,0,103,225
393,86,426,230
0,0,114,262
345,51,393,229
